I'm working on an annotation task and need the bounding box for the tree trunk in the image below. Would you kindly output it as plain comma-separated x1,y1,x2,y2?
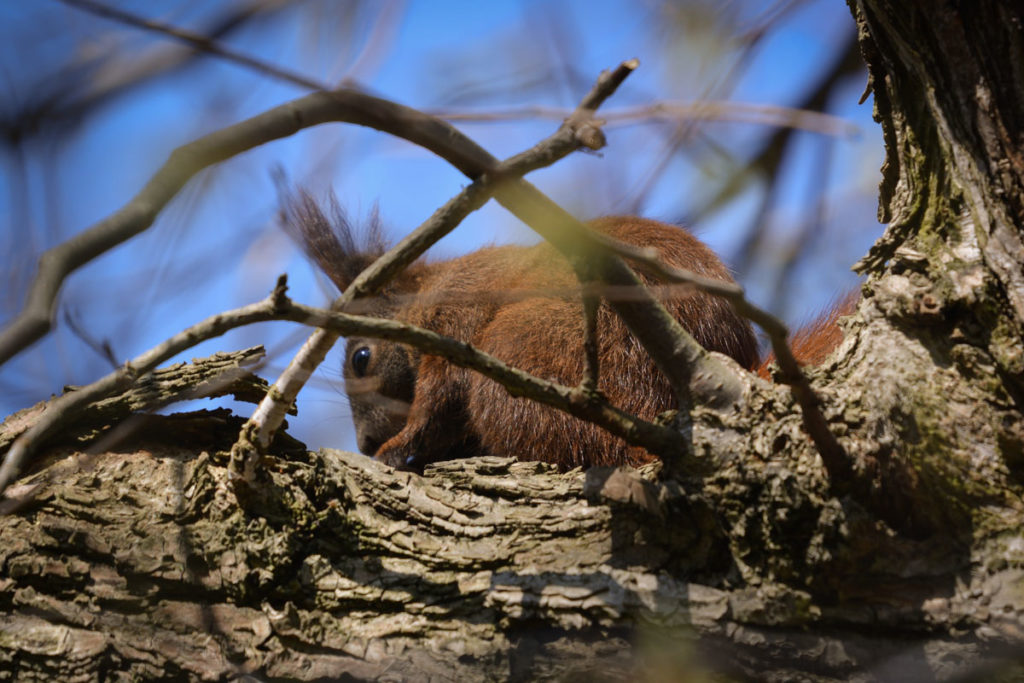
3,1,1024,680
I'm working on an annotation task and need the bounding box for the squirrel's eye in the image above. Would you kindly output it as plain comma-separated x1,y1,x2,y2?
350,346,372,377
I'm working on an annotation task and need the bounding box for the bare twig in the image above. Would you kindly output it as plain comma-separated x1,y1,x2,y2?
228,179,500,483
0,61,663,370
63,308,118,368
0,50,845,480
0,86,512,365
494,180,744,409
56,0,332,92
349,59,640,303
430,101,859,138
278,300,687,463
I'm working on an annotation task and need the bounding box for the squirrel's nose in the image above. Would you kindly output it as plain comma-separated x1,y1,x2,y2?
357,433,382,456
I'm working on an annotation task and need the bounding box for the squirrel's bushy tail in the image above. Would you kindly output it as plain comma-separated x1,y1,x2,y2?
757,292,858,378
278,188,388,293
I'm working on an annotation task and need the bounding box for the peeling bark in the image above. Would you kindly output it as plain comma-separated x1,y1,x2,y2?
1,399,1022,681
0,346,272,455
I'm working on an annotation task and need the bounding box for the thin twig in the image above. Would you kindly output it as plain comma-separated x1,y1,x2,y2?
0,87,502,365
56,0,331,93
282,300,686,462
492,180,744,410
229,179,500,482
430,101,860,138
341,58,641,306
0,61,662,371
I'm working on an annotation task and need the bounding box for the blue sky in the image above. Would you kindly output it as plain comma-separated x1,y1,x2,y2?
0,0,884,452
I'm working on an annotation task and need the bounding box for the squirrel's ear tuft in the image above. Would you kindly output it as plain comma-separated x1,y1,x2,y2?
276,183,390,293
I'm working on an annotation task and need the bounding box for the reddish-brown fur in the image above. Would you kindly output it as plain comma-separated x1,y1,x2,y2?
284,196,851,470
756,292,858,379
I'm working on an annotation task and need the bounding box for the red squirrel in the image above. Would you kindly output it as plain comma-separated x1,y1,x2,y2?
283,193,851,470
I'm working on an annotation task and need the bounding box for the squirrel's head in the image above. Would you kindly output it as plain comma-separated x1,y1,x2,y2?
342,337,417,455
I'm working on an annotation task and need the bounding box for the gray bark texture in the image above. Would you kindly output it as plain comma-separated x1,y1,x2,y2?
3,0,1024,680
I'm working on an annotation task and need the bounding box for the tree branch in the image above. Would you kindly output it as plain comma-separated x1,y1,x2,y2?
1,281,684,497
491,180,745,410
0,53,840,486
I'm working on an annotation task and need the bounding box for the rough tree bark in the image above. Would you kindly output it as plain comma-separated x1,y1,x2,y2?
2,1,1024,680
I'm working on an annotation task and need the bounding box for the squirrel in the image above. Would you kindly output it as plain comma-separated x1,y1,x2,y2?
282,192,852,470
